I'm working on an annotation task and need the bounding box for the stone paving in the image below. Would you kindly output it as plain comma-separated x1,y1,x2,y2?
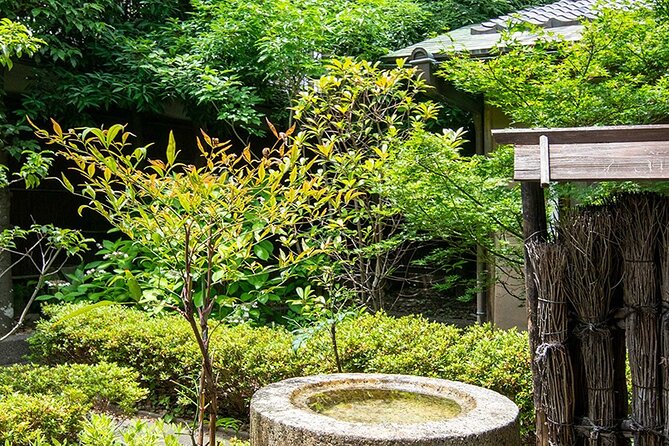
0,331,30,365
116,413,248,446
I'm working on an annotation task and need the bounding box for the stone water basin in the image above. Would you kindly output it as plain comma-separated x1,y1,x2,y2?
250,373,520,446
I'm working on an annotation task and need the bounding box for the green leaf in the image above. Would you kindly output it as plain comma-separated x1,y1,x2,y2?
253,240,273,261
61,173,74,193
106,124,124,144
192,290,204,308
125,270,142,301
247,272,269,289
36,294,56,301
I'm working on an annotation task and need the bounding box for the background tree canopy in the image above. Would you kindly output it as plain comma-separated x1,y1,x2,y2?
439,3,669,128
1,0,545,135
438,2,669,204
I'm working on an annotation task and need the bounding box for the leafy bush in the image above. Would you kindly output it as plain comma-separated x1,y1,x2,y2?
42,238,171,306
0,363,146,445
0,363,147,414
30,304,532,437
77,413,180,446
2,412,251,446
46,237,328,326
0,393,85,445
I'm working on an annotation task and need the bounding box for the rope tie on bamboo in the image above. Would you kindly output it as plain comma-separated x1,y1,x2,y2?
625,304,659,315
573,321,610,338
628,418,664,437
580,418,615,440
534,342,565,361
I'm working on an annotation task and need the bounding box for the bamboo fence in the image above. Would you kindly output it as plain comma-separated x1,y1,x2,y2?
528,194,669,446
561,210,619,446
529,241,575,446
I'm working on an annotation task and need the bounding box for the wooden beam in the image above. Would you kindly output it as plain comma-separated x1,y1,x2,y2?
514,141,669,181
493,125,669,182
493,124,669,145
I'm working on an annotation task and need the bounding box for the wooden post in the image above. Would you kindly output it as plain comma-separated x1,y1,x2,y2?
0,148,12,337
521,182,549,446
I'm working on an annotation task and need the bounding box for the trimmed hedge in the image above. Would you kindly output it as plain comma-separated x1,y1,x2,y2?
0,393,86,445
0,362,147,445
30,305,533,437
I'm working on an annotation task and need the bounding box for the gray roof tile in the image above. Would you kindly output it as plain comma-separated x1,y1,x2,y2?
471,0,601,34
382,0,644,61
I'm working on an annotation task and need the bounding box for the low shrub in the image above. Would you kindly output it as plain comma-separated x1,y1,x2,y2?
0,393,85,445
0,363,146,445
0,362,147,413
2,412,251,446
30,304,532,437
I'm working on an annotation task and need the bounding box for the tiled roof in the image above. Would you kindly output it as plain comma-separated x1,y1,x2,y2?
471,0,597,35
381,0,643,62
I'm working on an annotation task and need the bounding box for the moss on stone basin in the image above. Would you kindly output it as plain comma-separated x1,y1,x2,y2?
306,388,461,424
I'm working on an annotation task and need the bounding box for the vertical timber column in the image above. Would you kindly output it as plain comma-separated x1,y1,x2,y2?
521,182,549,446
0,149,12,337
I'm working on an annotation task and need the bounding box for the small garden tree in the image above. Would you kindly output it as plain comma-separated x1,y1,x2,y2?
0,224,89,342
38,123,354,445
292,58,440,310
384,129,523,299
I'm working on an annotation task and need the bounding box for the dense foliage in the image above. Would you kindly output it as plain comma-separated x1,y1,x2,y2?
1,0,546,133
0,362,146,445
30,304,533,439
385,129,523,294
292,58,440,309
1,0,259,130
440,3,669,204
440,4,669,127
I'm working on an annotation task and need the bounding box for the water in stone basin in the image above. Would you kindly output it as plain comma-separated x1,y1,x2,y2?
306,388,461,424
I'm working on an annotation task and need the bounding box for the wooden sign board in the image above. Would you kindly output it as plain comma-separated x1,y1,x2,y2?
493,125,669,183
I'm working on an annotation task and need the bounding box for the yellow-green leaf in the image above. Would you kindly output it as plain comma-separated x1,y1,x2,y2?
125,270,142,301
242,146,252,163
51,118,62,137
61,173,74,193
166,130,177,166
53,301,119,326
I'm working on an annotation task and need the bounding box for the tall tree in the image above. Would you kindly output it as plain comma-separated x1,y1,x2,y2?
0,18,44,335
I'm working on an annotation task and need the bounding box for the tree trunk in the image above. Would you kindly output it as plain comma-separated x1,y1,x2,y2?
0,150,12,337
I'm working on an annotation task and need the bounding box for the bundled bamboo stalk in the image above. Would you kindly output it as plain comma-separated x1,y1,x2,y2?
616,194,663,446
656,196,669,446
529,241,575,446
562,209,618,446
